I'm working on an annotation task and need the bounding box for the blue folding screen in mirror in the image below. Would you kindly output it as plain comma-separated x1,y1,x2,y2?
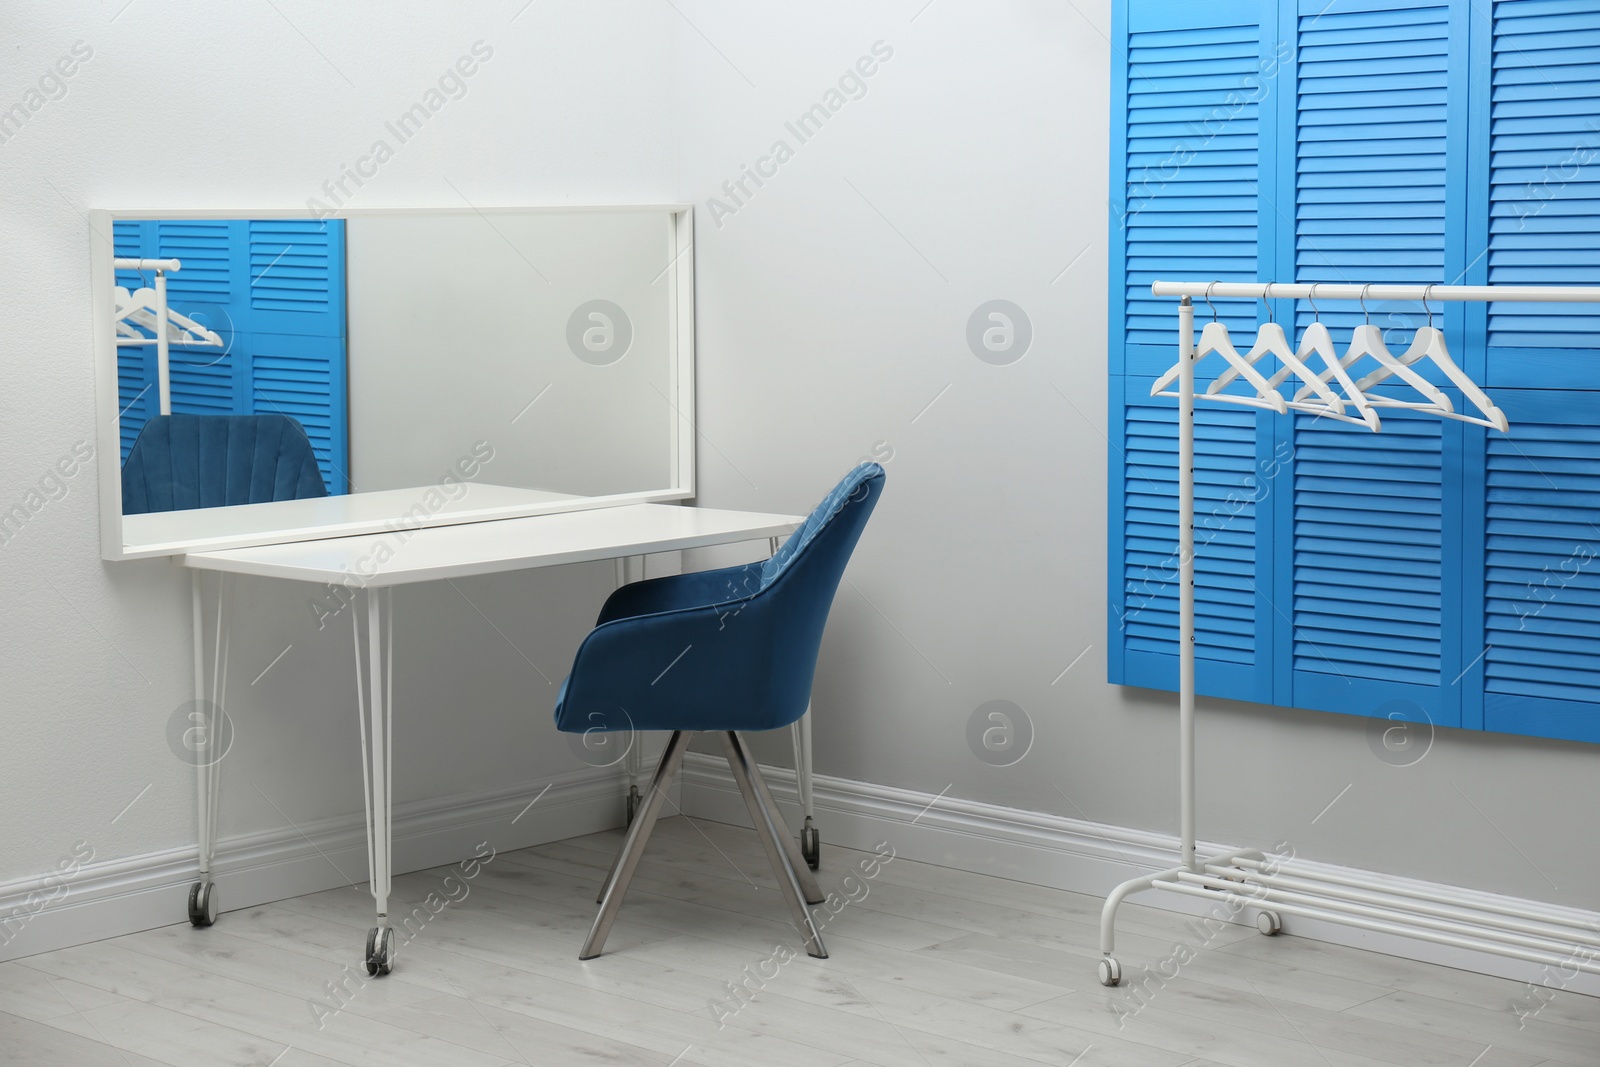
91,206,695,560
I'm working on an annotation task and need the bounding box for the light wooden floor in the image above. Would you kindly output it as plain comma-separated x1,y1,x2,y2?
4,816,1597,1066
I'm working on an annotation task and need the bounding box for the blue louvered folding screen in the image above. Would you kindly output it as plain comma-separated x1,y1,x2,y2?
113,219,348,493
1112,0,1600,745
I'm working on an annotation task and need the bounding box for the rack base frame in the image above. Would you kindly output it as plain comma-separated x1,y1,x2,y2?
1098,849,1600,988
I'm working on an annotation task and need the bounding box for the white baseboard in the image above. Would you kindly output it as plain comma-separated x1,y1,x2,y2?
679,752,1600,999
0,763,635,964
10,746,1594,1004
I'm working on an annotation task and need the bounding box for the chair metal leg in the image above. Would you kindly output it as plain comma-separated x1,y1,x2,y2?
581,730,690,960
597,847,621,905
748,732,825,906
721,731,828,959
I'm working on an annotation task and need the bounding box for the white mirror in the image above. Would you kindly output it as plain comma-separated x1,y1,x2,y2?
90,206,695,560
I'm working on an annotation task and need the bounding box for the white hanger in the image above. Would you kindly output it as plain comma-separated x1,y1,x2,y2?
1151,286,1287,413
113,285,224,348
1283,285,1451,414
1285,319,1381,430
1231,284,1377,429
1353,286,1508,432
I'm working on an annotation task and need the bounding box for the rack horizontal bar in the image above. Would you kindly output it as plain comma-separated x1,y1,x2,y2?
1151,281,1600,304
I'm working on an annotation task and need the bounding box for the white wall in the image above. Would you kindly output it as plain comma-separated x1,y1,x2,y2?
3,0,1599,961
671,0,1600,909
0,0,678,907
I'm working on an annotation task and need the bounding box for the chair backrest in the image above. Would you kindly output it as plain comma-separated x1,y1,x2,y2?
761,461,885,587
122,414,329,514
754,461,885,721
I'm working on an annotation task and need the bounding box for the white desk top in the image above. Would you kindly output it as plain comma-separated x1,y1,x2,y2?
123,484,591,559
180,504,803,587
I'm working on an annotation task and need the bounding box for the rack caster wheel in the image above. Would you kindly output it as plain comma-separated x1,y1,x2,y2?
801,824,820,871
1098,957,1121,987
187,882,217,927
1256,910,1282,936
365,926,395,977
626,784,641,825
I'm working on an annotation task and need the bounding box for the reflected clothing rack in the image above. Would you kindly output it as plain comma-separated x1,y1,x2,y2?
112,257,224,417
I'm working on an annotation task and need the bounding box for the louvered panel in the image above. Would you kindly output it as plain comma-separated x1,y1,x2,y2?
1294,3,1450,339
156,221,232,302
252,341,338,490
168,350,235,417
1484,420,1600,704
117,349,153,462
114,220,152,460
112,220,145,291
1122,405,1260,665
1124,22,1261,346
250,220,334,313
1292,411,1443,685
1487,0,1600,349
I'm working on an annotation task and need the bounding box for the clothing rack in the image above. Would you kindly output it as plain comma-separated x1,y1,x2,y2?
1097,280,1600,989
112,257,224,416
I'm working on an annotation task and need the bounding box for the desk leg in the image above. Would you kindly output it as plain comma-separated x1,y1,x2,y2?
188,571,228,927
768,533,821,870
352,586,396,976
617,555,646,823
791,705,819,870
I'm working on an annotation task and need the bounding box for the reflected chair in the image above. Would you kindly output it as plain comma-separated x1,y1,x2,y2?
554,462,886,959
121,413,329,513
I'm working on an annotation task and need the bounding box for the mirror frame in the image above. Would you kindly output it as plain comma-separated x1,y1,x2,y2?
90,204,696,561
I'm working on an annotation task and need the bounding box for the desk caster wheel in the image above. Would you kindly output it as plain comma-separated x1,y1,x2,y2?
626,784,641,825
1256,910,1282,936
801,823,820,871
187,882,217,927
365,926,395,976
1098,957,1121,987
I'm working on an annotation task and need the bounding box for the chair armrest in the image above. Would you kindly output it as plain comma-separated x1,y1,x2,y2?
596,561,765,624
557,589,793,733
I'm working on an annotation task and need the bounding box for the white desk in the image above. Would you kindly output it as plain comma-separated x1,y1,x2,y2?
178,503,802,974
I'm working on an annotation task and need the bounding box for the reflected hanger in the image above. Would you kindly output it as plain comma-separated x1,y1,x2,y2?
113,285,224,349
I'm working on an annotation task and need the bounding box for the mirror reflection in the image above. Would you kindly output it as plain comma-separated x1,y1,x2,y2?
107,208,688,553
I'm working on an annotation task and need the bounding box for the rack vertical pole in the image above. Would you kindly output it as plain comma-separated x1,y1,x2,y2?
1177,296,1197,873
155,269,172,416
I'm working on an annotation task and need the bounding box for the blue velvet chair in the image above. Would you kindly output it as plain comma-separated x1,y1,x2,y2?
122,414,329,514
555,461,886,959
